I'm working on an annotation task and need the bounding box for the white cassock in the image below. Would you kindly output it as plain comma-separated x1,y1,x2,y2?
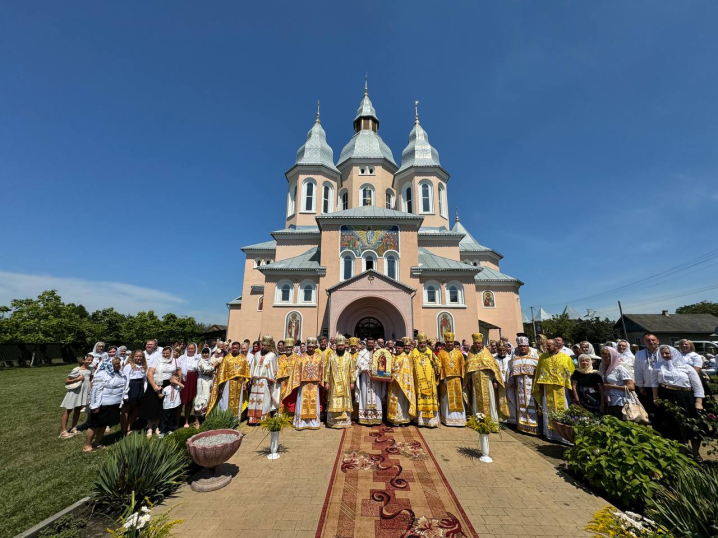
247,352,279,424
355,349,386,425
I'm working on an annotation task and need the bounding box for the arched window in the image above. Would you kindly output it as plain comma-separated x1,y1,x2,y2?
438,184,447,218
385,189,394,209
342,253,355,280
445,281,465,305
423,280,441,305
299,280,316,304
254,258,261,268
302,178,316,213
275,280,294,304
384,252,398,279
360,184,374,206
419,180,433,214
287,182,296,217
362,252,377,272
322,183,334,214
402,184,413,213
339,189,349,210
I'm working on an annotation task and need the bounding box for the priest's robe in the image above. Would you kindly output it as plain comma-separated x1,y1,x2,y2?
247,351,280,425
277,352,299,414
507,354,539,435
292,352,323,430
411,348,439,428
464,347,510,423
324,350,355,428
437,348,467,427
207,352,250,417
387,351,416,425
533,352,575,443
355,349,386,425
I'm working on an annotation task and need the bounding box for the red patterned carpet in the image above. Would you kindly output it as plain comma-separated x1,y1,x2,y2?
315,424,479,538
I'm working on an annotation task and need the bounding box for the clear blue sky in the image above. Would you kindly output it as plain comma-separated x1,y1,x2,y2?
2,1,718,324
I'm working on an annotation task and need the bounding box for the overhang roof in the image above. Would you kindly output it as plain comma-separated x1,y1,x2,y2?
259,247,325,275
619,313,718,334
316,206,423,227
241,240,277,252
412,248,482,275
227,295,242,306
474,266,523,286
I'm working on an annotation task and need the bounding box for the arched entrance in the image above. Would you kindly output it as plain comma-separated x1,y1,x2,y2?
354,317,384,340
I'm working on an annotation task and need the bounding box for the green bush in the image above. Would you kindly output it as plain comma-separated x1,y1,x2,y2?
565,416,696,510
37,514,87,538
198,408,239,432
93,434,188,511
164,427,199,467
647,465,718,537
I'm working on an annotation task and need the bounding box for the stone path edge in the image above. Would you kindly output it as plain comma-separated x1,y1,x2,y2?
314,427,348,538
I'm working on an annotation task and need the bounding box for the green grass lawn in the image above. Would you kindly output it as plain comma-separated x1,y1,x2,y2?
0,366,123,538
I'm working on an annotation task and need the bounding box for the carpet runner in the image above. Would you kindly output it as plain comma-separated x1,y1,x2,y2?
315,424,479,538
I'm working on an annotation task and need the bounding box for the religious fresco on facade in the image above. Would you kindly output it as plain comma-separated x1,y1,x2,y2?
482,291,495,308
437,312,454,340
285,311,301,341
371,348,393,382
340,225,399,257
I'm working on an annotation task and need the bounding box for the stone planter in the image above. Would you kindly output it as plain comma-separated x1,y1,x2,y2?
187,429,243,492
550,420,575,443
479,433,492,463
267,431,280,460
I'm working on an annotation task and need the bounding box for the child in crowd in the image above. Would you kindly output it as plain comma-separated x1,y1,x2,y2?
158,373,184,437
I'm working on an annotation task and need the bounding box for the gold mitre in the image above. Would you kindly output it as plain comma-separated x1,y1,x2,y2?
261,335,274,346
284,338,295,347
416,333,428,343
471,332,483,343
402,336,412,346
335,335,346,345
443,332,454,343
348,336,359,346
306,336,318,346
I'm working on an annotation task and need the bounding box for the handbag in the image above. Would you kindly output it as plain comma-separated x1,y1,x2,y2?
65,380,82,391
622,387,650,424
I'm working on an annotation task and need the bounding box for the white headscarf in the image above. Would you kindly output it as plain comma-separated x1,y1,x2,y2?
179,342,199,378
154,346,175,386
580,341,600,359
655,345,694,388
617,339,635,375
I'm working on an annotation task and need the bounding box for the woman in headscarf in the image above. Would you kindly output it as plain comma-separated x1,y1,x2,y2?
83,357,126,452
121,350,146,435
138,346,179,438
194,347,215,423
117,346,129,367
89,341,108,373
616,339,635,375
536,334,548,355
601,347,634,419
652,345,705,457
579,341,601,371
571,354,603,413
178,343,200,428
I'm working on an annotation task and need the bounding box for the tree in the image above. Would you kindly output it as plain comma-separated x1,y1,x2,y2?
120,311,163,347
573,317,621,344
676,301,718,317
540,314,576,342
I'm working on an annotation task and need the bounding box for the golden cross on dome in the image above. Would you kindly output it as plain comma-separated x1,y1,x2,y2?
415,100,420,123
364,72,368,95
316,99,320,123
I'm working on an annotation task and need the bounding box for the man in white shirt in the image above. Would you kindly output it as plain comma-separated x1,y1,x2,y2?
144,339,162,365
634,333,660,413
555,336,574,359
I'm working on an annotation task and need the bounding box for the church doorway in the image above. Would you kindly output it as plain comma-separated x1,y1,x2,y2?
354,317,384,340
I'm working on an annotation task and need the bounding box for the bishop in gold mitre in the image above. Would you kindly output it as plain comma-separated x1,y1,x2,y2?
207,341,250,417
437,332,466,427
290,337,323,430
464,332,509,422
387,338,416,425
410,333,440,427
324,335,355,428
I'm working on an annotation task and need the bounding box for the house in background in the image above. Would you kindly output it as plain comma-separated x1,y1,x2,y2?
616,311,718,347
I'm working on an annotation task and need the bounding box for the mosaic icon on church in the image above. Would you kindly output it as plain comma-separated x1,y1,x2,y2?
340,225,399,257
370,348,393,382
285,311,301,341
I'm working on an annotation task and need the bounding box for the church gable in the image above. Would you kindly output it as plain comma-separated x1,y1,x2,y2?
326,269,415,294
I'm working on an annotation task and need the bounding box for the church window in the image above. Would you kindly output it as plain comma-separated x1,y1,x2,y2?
445,281,465,305
342,254,354,280
322,183,334,214
302,179,317,213
360,167,366,174
299,279,316,304
275,279,294,304
424,280,441,305
385,189,394,209
287,182,296,217
369,167,375,174
428,286,437,303
360,184,374,206
419,180,433,214
439,184,447,218
385,253,398,279
402,184,413,213
362,252,377,272
339,189,348,210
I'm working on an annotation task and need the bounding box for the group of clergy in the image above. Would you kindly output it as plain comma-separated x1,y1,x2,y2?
204,331,575,441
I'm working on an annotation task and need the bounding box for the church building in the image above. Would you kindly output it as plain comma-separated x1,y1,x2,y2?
227,86,524,343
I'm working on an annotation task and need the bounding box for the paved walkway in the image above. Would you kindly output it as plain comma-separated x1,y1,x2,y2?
160,424,608,538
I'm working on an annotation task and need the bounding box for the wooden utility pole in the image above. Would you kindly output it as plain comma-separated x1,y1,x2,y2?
618,301,628,341
531,306,538,341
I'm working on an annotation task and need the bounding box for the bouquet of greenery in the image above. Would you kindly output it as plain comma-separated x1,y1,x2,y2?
259,413,293,432
466,413,499,434
108,493,182,538
549,404,599,428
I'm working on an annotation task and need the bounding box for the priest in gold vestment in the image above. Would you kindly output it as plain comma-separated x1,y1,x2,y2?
411,333,440,428
290,337,324,430
349,337,360,421
437,332,466,427
387,338,416,425
277,338,299,414
324,335,355,428
464,332,509,422
533,338,575,443
207,341,250,417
